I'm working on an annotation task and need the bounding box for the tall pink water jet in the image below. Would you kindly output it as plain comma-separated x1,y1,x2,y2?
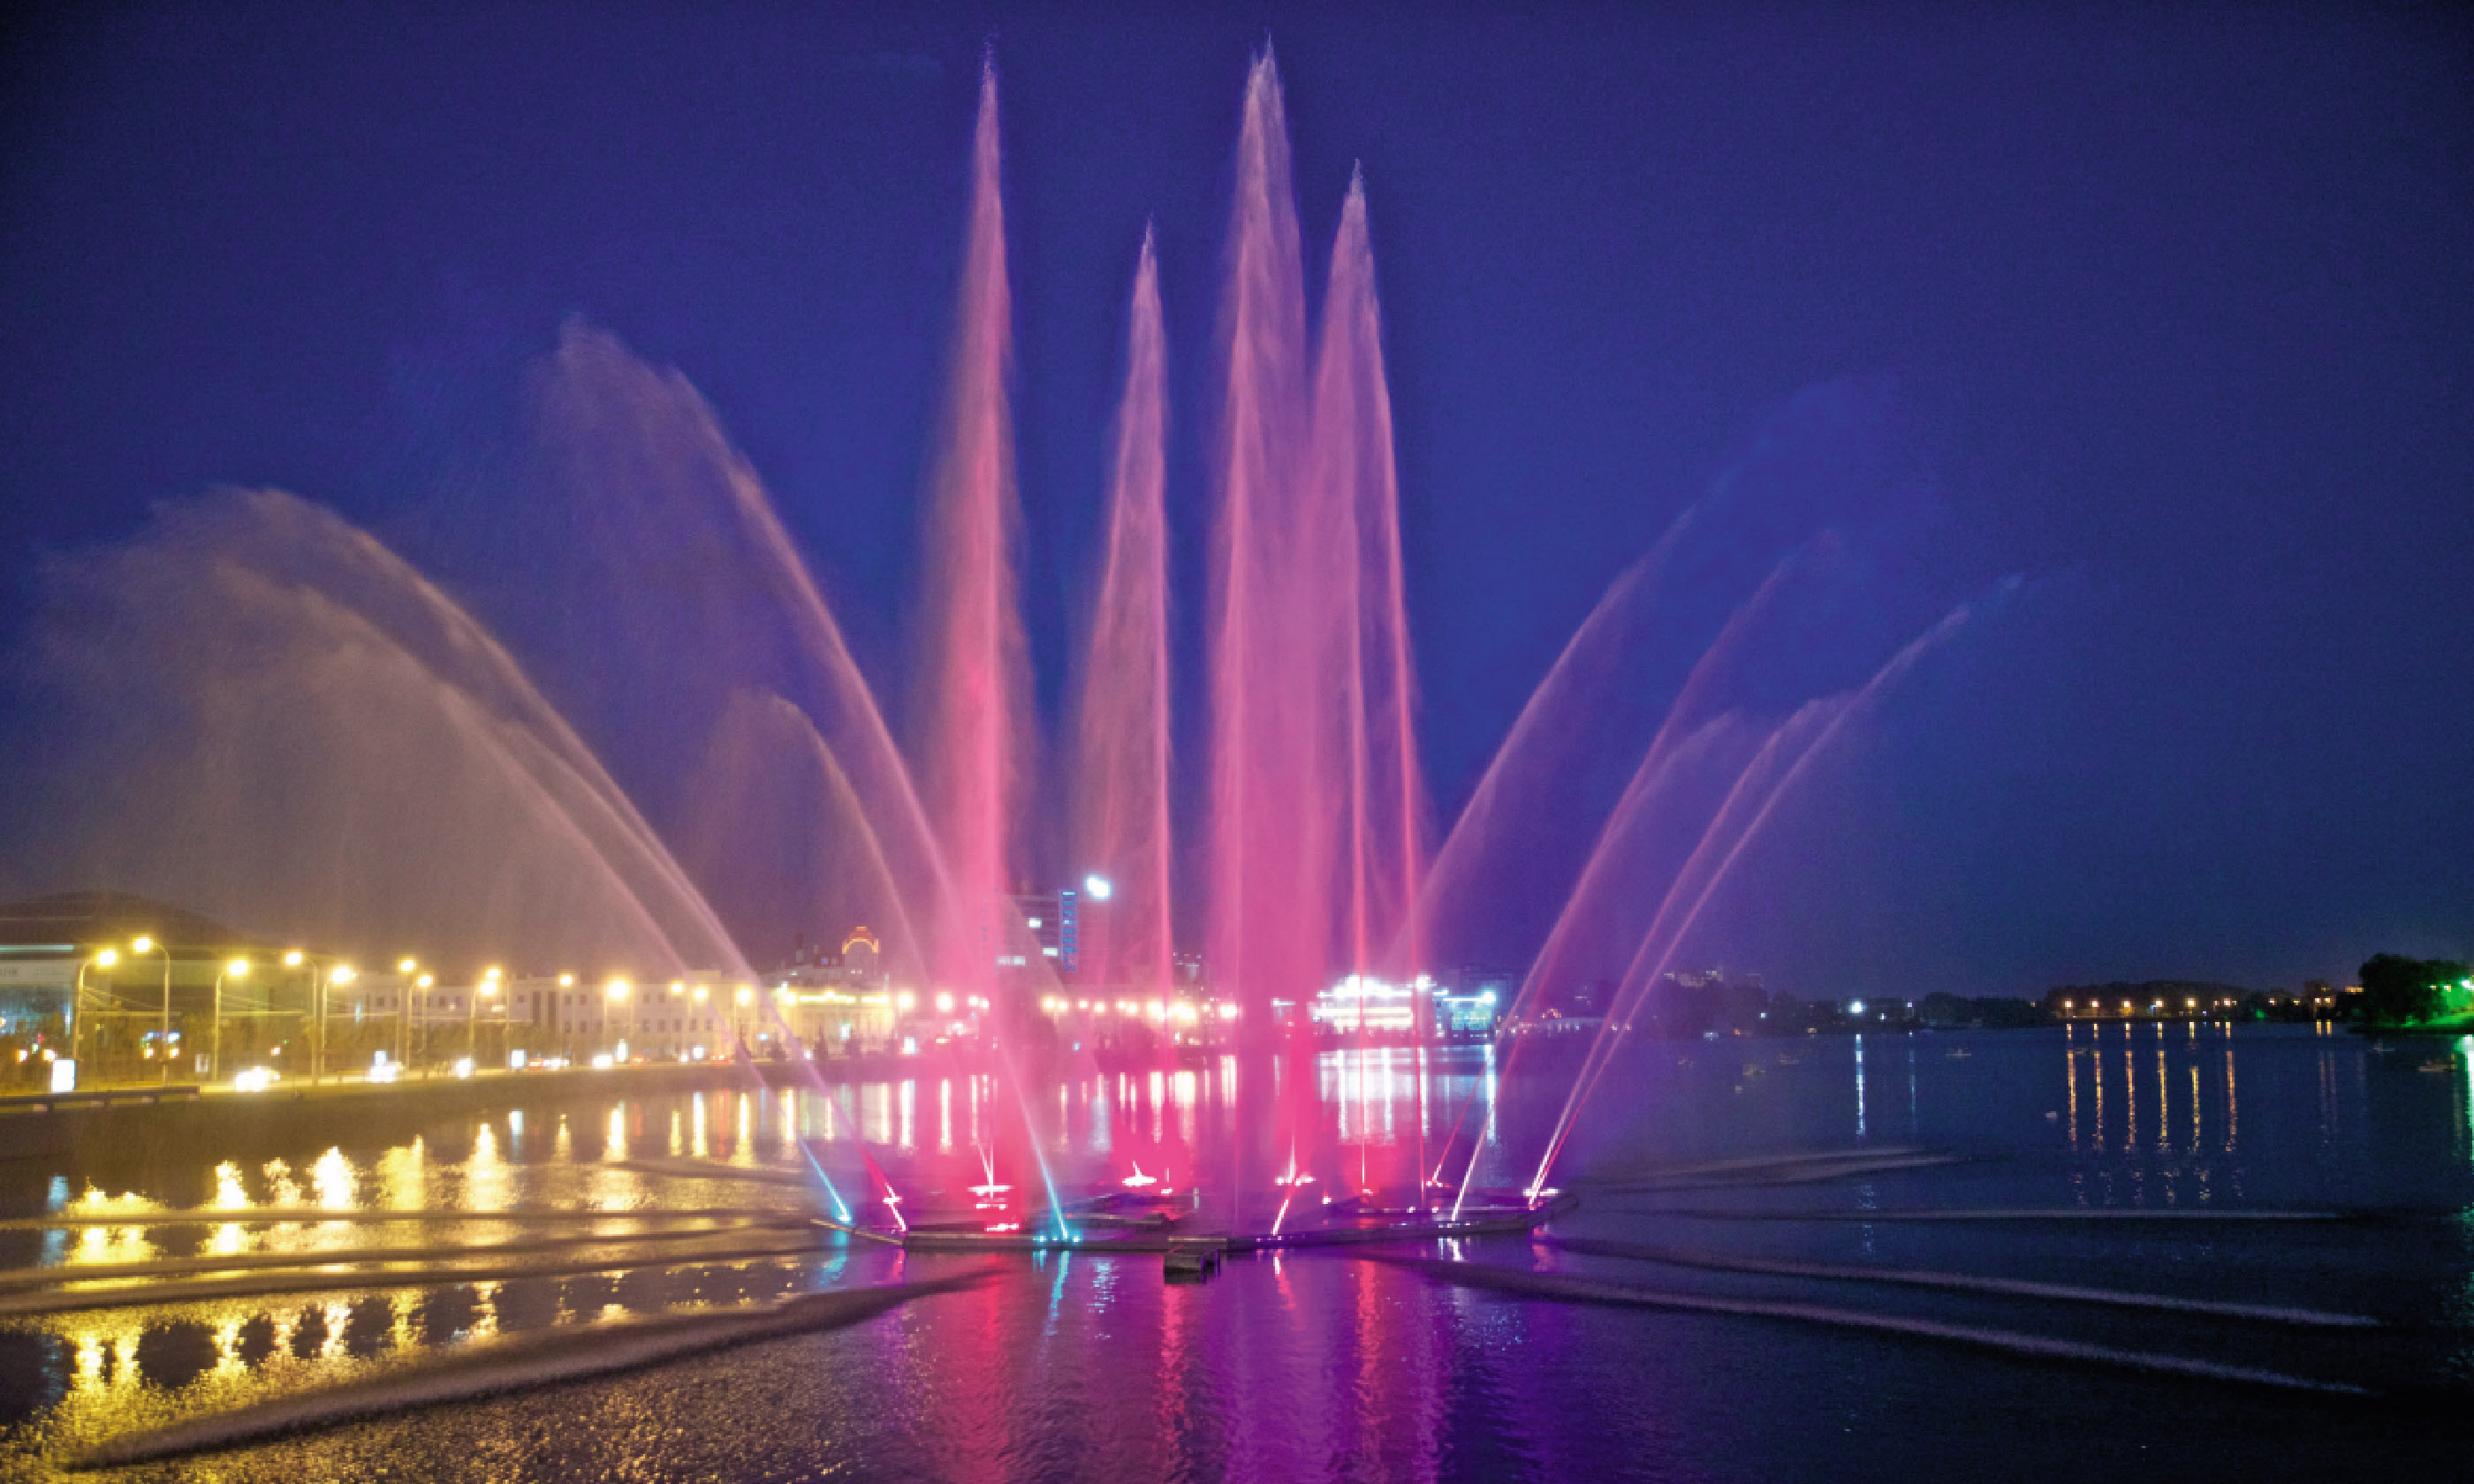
918,56,1031,1002
1073,231,1174,999
1312,172,1433,1196
1206,50,1337,1203
1314,171,1429,988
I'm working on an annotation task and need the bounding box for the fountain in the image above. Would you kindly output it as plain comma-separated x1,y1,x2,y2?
0,47,1996,1254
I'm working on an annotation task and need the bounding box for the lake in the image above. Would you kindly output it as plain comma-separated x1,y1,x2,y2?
3,1022,2469,1480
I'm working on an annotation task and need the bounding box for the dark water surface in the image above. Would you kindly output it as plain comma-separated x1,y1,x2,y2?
2,1024,2470,1480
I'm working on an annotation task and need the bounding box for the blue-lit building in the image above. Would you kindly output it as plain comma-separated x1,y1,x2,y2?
1006,889,1079,976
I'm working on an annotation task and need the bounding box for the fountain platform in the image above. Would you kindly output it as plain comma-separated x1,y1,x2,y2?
838,1188,1580,1255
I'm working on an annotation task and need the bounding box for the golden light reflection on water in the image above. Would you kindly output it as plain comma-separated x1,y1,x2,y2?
317,1299,352,1360
313,1147,358,1210
2059,1019,2280,1207
4,1081,882,1443
469,1280,501,1344
466,1123,512,1211
2190,1062,2201,1153
376,1138,426,1209
2065,1026,2080,1148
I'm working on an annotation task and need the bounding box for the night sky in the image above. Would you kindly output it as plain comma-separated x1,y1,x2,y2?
1,3,2466,996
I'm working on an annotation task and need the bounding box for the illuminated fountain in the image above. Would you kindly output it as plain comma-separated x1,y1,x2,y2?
8,48,1995,1253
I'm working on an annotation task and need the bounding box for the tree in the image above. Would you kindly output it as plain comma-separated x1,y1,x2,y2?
2357,954,2472,1026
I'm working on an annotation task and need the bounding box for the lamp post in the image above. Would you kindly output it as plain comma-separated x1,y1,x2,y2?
281,950,304,1074
70,947,118,1081
471,966,501,1066
734,985,753,1051
210,958,247,1085
606,978,631,1060
409,973,432,1072
131,936,171,1084
318,964,354,1082
395,958,417,1072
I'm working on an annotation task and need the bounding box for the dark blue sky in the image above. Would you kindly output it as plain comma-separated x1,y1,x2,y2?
2,3,2467,995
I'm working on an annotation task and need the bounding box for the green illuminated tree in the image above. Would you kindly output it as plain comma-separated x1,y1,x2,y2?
2357,954,2472,1026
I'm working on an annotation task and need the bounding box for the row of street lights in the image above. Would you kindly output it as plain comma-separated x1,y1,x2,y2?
62,941,791,1091
70,939,356,1088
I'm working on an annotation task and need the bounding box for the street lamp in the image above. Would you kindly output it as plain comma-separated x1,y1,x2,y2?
392,958,418,1070
131,936,171,1084
472,966,502,1064
315,963,353,1082
607,978,631,1059
69,947,118,1082
407,973,432,1071
211,958,247,1085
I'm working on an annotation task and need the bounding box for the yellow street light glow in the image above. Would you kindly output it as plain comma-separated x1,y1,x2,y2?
693,986,708,1003
607,978,631,1001
558,973,575,987
95,949,118,967
284,950,304,967
416,973,434,988
398,958,417,974
734,987,753,1006
330,965,355,984
895,992,916,1011
481,980,498,997
132,936,154,954
225,958,249,977
484,965,503,980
